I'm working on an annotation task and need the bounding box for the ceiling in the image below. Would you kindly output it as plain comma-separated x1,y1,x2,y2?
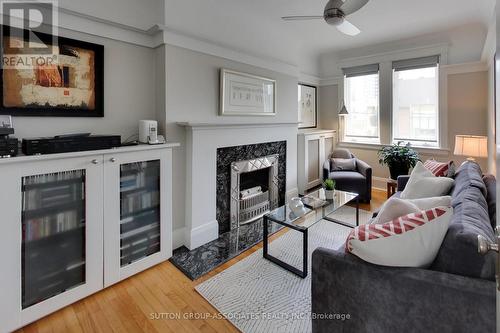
165,0,495,75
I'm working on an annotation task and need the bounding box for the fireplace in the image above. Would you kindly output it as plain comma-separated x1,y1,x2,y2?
230,154,279,229
216,141,287,234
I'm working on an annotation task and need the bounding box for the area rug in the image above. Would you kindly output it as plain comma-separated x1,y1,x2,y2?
195,206,371,333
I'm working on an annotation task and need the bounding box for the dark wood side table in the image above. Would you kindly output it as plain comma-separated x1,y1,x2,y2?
387,179,397,198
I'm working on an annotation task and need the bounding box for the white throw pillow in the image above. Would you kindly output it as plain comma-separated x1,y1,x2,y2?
371,197,420,225
408,196,452,210
400,162,454,199
346,206,453,267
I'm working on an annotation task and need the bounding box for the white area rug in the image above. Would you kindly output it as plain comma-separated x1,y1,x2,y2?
195,206,372,333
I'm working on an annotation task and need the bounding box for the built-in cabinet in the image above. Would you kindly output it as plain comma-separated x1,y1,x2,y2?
0,144,177,333
297,130,336,195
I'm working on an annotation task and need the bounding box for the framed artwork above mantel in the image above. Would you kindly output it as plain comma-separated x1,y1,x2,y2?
0,25,104,117
298,83,317,129
219,68,276,116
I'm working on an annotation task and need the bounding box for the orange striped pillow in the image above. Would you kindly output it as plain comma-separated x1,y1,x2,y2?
424,159,454,177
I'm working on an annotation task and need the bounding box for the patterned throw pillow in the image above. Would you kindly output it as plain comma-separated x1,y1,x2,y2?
346,206,453,267
424,159,455,177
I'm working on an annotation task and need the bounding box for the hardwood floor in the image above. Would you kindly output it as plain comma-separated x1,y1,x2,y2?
17,190,387,333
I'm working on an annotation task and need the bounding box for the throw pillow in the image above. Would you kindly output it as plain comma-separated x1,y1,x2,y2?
407,196,452,210
346,206,453,267
424,159,455,177
370,197,421,225
331,158,357,171
400,162,454,199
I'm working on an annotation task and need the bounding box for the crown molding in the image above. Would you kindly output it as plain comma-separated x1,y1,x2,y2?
441,61,488,75
299,73,321,85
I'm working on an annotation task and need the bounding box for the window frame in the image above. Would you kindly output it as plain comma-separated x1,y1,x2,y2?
341,69,381,144
391,64,440,148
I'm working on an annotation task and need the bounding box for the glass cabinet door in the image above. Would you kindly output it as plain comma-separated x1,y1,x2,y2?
119,160,161,267
21,170,86,309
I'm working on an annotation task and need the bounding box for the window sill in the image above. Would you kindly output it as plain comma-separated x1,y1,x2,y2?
338,141,451,156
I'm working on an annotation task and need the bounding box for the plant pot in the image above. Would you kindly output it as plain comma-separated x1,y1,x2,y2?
325,189,335,200
389,164,409,180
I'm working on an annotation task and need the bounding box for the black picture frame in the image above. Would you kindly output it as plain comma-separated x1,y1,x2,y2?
298,83,317,129
0,25,104,117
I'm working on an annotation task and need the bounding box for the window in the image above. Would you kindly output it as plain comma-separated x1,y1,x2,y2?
343,64,380,143
392,56,439,147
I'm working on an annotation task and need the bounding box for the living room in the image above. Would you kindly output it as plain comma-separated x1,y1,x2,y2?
0,0,498,332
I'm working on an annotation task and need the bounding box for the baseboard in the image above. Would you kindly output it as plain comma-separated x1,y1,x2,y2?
187,220,219,250
372,176,389,191
172,227,186,250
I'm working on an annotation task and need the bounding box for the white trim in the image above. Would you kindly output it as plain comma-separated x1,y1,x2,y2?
160,26,300,76
177,122,299,131
172,227,186,250
442,62,488,75
299,73,321,86
319,76,342,86
335,43,450,71
338,141,451,156
187,220,219,250
372,176,390,191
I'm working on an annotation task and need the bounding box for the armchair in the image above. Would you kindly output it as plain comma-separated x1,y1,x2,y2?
323,148,372,202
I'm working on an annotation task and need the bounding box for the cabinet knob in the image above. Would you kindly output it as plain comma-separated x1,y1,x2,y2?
91,159,99,165
110,158,116,163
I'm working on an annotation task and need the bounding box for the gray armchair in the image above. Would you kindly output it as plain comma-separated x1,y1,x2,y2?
323,148,372,202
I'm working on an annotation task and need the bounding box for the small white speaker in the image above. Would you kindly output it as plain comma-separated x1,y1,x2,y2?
139,120,158,144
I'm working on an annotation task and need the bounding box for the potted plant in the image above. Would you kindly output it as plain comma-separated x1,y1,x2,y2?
378,141,420,180
323,179,336,200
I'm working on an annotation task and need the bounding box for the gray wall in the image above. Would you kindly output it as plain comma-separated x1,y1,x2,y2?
318,84,339,130
12,28,157,140
164,44,299,232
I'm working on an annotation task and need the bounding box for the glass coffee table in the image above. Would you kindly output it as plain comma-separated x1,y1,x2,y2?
263,188,359,278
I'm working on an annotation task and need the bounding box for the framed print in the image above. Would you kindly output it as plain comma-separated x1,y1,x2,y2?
0,25,104,117
220,69,276,116
298,84,317,129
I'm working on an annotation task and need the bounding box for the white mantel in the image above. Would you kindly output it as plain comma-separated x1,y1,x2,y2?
179,121,299,249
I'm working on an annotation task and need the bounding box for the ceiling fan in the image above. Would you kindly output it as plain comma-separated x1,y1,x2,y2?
281,0,369,36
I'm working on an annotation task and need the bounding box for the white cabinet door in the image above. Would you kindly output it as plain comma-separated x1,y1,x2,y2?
103,148,172,287
0,155,104,332
306,135,322,189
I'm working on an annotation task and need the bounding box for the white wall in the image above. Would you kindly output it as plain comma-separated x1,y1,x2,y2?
12,28,158,140
164,44,299,248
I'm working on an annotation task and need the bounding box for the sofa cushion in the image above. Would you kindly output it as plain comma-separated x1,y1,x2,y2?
483,174,497,230
451,161,487,200
330,158,357,171
431,185,496,280
346,206,453,267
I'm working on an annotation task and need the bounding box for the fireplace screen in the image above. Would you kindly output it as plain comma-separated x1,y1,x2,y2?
230,154,279,230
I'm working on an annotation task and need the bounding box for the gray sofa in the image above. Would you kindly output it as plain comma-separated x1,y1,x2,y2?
323,148,372,202
312,161,497,333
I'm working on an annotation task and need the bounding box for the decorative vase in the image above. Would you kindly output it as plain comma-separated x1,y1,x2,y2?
290,197,307,216
389,164,409,180
325,189,335,200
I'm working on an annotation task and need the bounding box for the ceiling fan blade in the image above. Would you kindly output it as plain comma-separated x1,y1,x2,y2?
339,0,369,15
281,16,323,21
336,19,361,36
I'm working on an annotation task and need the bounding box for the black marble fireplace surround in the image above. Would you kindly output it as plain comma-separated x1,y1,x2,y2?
216,141,287,234
169,141,287,280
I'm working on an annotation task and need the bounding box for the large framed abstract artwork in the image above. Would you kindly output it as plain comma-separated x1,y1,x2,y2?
0,25,104,117
220,69,276,116
298,83,317,129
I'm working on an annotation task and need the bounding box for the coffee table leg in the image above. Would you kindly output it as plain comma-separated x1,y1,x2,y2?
302,229,308,278
263,215,268,258
356,197,360,227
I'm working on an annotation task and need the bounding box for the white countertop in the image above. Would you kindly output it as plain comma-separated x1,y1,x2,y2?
0,142,180,165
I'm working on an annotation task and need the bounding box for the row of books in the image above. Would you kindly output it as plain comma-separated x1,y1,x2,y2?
120,190,159,216
23,211,84,242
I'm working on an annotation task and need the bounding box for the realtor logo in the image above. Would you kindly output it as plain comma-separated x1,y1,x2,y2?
1,0,58,68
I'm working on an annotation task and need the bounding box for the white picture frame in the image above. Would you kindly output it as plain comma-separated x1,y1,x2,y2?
298,84,317,129
220,69,276,116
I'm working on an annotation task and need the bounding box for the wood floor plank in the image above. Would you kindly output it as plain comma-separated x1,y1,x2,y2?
14,190,385,333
